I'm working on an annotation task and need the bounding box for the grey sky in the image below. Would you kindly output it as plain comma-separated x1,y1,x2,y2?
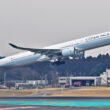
0,0,110,57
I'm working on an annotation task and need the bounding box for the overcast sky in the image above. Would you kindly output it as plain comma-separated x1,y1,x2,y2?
0,0,110,57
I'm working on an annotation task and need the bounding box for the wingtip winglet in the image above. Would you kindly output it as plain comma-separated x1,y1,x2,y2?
9,43,17,48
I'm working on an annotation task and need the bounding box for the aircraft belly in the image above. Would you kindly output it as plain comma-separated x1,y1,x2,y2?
9,54,42,66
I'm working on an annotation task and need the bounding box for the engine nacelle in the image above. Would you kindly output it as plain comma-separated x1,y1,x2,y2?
62,46,74,57
61,46,84,58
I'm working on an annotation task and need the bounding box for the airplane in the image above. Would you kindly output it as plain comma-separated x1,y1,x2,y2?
0,31,110,68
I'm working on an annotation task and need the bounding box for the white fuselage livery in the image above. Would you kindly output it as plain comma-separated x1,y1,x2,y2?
0,32,110,67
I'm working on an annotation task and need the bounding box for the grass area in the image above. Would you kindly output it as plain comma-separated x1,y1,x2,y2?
1,87,110,97
0,88,62,96
0,89,35,96
47,87,110,97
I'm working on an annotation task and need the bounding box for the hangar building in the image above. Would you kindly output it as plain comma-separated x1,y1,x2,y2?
59,76,101,86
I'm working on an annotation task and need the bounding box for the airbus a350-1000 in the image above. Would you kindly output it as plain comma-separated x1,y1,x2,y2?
0,32,110,68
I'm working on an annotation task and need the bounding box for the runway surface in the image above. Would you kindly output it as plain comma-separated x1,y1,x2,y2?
0,97,110,110
0,96,110,100
0,105,110,110
1,100,110,107
0,106,110,110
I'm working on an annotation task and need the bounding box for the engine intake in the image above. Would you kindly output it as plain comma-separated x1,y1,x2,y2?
62,46,74,57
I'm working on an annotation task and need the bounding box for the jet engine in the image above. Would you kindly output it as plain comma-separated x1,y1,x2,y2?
62,46,75,57
50,46,84,65
61,46,84,59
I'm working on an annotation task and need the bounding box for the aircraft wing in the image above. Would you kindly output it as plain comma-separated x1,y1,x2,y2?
9,43,61,56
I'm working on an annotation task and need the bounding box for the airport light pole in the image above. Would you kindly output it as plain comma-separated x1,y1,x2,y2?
45,74,47,88
56,72,59,87
4,72,6,86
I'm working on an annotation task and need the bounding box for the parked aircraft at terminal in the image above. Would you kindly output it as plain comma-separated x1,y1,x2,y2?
0,32,110,67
